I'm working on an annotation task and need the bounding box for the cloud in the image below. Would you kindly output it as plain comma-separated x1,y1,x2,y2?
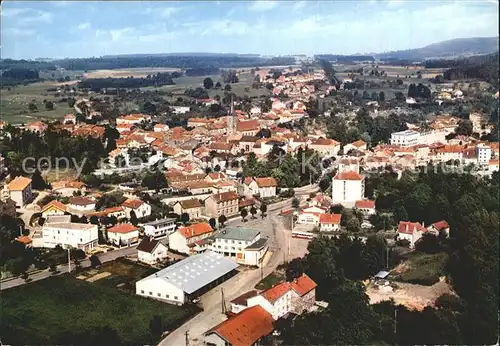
2,27,37,37
1,7,31,17
2,8,54,26
293,1,306,11
77,22,91,30
49,1,71,7
143,6,181,18
386,0,405,7
248,1,278,12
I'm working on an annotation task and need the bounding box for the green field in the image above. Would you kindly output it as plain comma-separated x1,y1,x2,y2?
0,82,74,124
390,252,448,286
1,276,199,345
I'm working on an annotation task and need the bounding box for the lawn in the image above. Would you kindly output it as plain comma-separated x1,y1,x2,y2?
1,276,200,345
390,252,448,286
255,271,285,290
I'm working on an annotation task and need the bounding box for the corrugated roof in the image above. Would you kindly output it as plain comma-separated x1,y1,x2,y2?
214,227,260,242
138,251,238,294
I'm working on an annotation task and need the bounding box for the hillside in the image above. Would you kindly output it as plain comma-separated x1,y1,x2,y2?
375,37,499,61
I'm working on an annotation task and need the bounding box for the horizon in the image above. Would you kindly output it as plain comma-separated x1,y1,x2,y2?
1,0,499,60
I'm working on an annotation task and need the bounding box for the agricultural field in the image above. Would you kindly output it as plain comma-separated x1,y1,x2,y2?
84,67,182,79
389,252,449,286
0,82,74,124
1,275,199,345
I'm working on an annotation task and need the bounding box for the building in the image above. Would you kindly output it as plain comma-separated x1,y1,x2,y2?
168,223,214,255
121,199,151,219
354,200,376,216
319,213,341,232
308,138,341,156
136,251,239,305
242,177,278,198
331,171,365,207
344,140,368,153
205,191,239,218
204,305,274,346
172,199,203,219
390,130,420,147
137,237,169,265
476,143,492,166
140,217,177,239
41,200,67,218
41,218,98,252
397,221,426,248
6,176,32,207
68,196,96,212
427,220,450,237
107,223,139,247
211,227,269,266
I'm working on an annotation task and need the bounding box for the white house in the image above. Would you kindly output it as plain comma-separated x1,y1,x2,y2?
319,213,341,232
121,199,151,219
135,251,238,305
168,223,214,255
343,140,367,153
243,177,277,198
137,237,169,265
68,196,96,212
332,171,365,207
40,200,67,218
41,216,98,252
171,106,191,115
476,143,492,166
107,223,139,247
211,227,268,266
390,130,420,147
297,206,327,225
354,200,376,216
397,221,426,248
140,217,177,239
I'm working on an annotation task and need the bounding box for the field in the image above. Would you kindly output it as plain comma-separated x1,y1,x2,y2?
255,270,285,290
0,82,74,124
84,67,182,79
1,276,199,345
389,252,449,286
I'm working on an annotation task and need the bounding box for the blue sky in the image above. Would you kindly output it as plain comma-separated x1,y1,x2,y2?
1,0,498,59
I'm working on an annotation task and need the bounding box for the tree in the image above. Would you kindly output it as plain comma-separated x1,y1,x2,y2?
141,170,168,191
455,120,473,136
28,102,38,112
250,206,257,219
224,84,231,91
130,210,139,226
215,81,222,89
218,214,227,227
208,217,217,229
48,261,58,274
292,197,300,210
379,91,385,102
89,254,101,268
346,218,361,233
180,212,190,225
21,271,30,282
260,203,267,218
45,101,54,110
415,233,441,254
142,101,156,114
203,77,214,89
240,208,248,222
89,215,99,225
68,98,76,107
31,169,49,190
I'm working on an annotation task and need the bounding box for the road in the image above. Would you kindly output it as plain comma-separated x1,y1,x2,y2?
0,246,137,290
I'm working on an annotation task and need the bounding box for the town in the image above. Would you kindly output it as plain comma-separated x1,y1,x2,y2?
1,1,499,346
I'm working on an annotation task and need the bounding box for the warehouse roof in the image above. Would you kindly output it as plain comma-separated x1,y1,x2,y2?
138,251,238,294
214,227,260,242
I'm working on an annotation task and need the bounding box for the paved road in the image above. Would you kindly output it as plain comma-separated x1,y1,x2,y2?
0,246,137,290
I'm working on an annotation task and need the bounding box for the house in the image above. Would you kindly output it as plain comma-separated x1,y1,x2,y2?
390,130,420,147
107,223,140,247
205,191,239,218
116,114,147,125
427,220,450,237
137,237,169,265
243,177,278,198
331,171,365,207
136,251,238,305
51,180,86,196
354,200,376,216
121,199,151,219
237,120,260,136
41,200,67,218
289,274,318,315
211,227,268,266
171,106,191,114
344,139,368,153
308,138,340,156
397,221,427,248
27,121,48,133
297,206,327,225
153,124,169,132
168,223,214,255
204,305,274,346
319,213,341,232
172,199,203,219
40,218,98,252
64,114,76,124
338,158,360,174
68,196,96,212
6,176,32,207
140,217,177,239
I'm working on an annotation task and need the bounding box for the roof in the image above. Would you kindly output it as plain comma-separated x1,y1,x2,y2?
178,223,214,239
245,237,269,251
7,176,32,191
41,200,67,213
262,282,291,303
255,177,278,188
334,171,363,181
374,271,390,279
214,227,260,242
139,251,238,294
210,191,239,203
398,221,426,235
43,223,95,231
431,220,450,231
230,290,259,306
206,305,273,346
355,200,375,209
319,213,341,224
290,274,317,296
45,215,72,224
141,217,176,227
351,139,367,148
137,237,164,253
108,223,138,234
68,196,95,206
310,138,339,146
237,120,260,132
16,236,32,244
121,199,144,209
178,198,203,209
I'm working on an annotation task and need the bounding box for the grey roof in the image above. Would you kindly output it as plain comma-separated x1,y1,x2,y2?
139,251,238,294
43,223,95,231
213,227,260,242
140,217,177,227
374,271,390,279
45,215,72,224
245,237,269,250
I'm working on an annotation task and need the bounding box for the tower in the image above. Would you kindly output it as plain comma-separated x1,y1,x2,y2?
227,95,236,135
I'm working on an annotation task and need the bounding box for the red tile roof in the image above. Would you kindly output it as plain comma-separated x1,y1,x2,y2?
398,221,426,235
108,223,138,234
262,282,291,303
355,200,375,209
319,213,341,224
237,120,260,132
290,274,317,296
41,200,67,213
7,176,32,191
68,196,95,206
334,171,363,181
178,223,213,239
255,177,277,188
206,305,273,346
431,220,450,231
210,191,239,203
121,199,144,209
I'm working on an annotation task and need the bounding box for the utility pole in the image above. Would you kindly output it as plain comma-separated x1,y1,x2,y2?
386,247,390,269
67,248,71,273
221,288,227,314
185,330,189,346
393,308,398,336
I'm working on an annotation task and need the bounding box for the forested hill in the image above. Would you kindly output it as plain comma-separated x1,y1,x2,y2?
375,37,499,61
441,52,499,87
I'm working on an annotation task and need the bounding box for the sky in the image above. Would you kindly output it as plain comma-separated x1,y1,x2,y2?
1,0,498,59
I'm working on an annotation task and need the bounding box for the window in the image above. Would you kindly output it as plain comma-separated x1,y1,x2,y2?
174,296,178,300
231,240,235,244
141,290,144,294
157,293,161,297
149,291,153,295
166,294,169,298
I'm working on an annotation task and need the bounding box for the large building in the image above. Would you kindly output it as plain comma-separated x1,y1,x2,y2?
40,215,98,252
135,251,239,305
331,171,365,207
205,191,239,218
211,227,269,266
140,217,177,239
168,223,214,255
6,176,32,208
390,130,420,147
